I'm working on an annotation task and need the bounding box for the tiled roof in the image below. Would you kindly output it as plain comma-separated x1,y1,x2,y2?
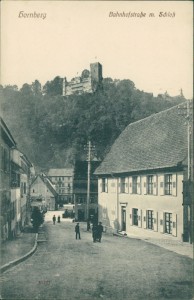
47,168,74,177
95,103,188,175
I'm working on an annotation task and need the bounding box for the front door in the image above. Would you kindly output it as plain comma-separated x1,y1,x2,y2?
121,207,126,231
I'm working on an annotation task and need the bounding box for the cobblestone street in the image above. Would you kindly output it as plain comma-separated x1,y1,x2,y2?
0,213,193,300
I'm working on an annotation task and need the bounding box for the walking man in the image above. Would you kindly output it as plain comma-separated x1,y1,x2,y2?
87,219,90,231
75,223,81,240
52,215,56,225
92,223,98,242
97,222,103,242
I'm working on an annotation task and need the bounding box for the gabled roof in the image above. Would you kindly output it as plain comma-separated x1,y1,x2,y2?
47,168,74,177
95,103,189,175
1,117,16,147
31,174,58,196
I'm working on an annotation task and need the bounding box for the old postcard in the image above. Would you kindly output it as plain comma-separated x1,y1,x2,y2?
0,1,193,299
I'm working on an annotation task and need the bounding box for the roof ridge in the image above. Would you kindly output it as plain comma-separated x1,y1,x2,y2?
126,102,186,129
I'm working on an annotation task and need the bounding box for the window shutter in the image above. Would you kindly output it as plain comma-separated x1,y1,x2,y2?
158,175,164,196
172,174,177,196
118,178,121,194
129,207,133,226
138,209,142,228
159,212,164,233
153,211,158,232
143,210,147,229
137,176,141,195
105,178,108,193
153,175,158,195
99,179,102,193
172,213,177,236
142,176,147,195
125,178,129,193
129,177,132,194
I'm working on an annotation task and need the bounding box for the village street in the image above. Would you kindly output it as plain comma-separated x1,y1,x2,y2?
1,212,193,300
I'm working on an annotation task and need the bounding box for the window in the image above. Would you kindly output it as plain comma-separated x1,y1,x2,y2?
11,171,20,188
101,178,108,193
147,210,154,230
165,212,172,234
24,182,26,194
132,176,138,194
120,178,126,193
21,182,23,197
147,175,153,194
165,174,172,195
133,208,138,226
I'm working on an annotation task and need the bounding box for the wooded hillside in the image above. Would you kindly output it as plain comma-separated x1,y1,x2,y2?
1,77,186,171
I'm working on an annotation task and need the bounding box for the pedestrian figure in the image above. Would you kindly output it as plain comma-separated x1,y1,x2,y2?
57,215,61,223
52,215,56,225
92,223,98,242
75,223,81,240
97,222,103,242
87,219,90,231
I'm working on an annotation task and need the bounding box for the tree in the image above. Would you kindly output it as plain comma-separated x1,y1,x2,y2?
43,76,63,96
31,207,44,232
32,80,42,96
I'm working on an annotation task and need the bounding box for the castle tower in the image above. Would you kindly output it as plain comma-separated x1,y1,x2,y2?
90,62,103,92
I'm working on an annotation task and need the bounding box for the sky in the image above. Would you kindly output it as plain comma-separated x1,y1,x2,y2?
1,1,193,98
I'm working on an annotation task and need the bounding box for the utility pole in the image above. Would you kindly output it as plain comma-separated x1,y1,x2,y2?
85,141,95,220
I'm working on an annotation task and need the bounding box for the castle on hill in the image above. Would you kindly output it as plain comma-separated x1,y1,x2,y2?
63,62,103,96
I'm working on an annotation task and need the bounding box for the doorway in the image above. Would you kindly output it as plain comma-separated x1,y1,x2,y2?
121,207,126,231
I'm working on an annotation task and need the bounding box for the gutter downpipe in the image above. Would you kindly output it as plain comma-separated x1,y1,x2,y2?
117,176,119,233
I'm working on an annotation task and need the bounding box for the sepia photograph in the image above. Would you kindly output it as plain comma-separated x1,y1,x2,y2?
0,1,193,299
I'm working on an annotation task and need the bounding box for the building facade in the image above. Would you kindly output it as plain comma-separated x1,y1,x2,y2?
73,160,100,221
1,118,33,241
63,62,103,96
30,174,58,211
47,168,74,205
1,118,16,240
95,103,193,243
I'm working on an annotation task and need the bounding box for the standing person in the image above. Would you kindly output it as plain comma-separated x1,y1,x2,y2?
97,222,104,242
75,223,81,240
92,223,98,242
52,215,56,225
87,219,90,231
57,215,61,223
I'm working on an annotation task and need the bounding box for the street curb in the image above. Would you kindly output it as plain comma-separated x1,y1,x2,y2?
0,233,38,274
